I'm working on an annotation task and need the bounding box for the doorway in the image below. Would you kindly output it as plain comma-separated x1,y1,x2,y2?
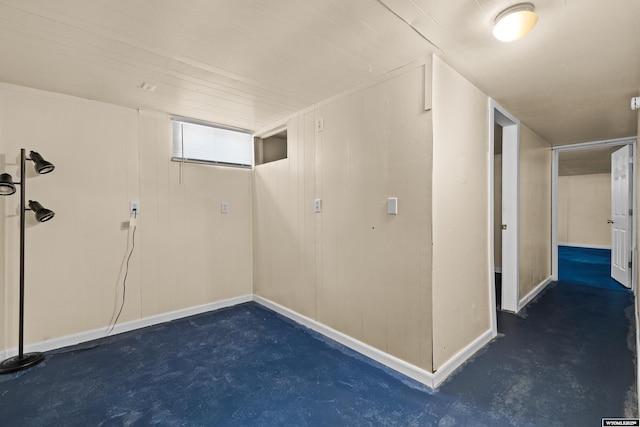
552,137,637,292
489,100,520,335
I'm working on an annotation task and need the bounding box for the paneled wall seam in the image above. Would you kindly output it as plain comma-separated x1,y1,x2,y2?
0,86,254,352
253,64,433,371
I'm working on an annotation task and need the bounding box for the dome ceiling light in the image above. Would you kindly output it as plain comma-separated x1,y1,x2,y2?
493,3,538,42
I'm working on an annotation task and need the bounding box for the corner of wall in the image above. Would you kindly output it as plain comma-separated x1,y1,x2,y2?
253,64,434,373
431,55,492,371
0,86,255,354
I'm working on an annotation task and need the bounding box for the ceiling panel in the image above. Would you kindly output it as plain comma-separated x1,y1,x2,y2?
440,0,640,145
0,0,636,143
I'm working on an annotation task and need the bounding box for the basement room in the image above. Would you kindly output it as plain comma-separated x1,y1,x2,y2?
0,1,639,425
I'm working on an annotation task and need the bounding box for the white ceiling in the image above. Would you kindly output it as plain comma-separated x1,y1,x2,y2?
558,146,619,176
0,0,637,145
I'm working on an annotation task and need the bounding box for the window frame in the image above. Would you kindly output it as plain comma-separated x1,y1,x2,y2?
171,117,254,168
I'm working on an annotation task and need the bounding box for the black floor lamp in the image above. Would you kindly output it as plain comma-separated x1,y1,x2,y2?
0,149,55,374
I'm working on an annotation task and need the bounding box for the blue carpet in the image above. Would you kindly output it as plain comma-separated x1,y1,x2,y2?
558,245,628,291
0,287,636,426
443,282,636,426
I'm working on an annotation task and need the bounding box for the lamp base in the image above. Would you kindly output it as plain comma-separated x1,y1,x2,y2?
0,352,45,374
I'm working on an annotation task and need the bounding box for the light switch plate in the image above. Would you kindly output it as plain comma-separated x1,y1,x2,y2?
221,202,229,213
314,199,322,213
388,197,398,215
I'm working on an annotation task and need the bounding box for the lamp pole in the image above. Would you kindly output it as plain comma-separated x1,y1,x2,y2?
18,148,26,360
0,149,46,373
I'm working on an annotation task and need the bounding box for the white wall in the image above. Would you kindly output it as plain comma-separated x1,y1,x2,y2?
431,56,491,370
558,173,611,247
0,57,554,385
254,64,434,370
255,57,542,376
0,83,253,352
519,126,552,297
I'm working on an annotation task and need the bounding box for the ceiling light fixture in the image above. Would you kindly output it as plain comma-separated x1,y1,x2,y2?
493,2,538,42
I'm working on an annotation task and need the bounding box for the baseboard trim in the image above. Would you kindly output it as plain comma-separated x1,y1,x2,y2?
558,243,612,250
2,294,253,358
494,267,502,273
253,295,437,388
518,276,553,311
2,293,496,391
432,328,495,387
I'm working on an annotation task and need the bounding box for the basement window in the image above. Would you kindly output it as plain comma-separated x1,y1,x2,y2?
254,128,288,165
172,118,253,168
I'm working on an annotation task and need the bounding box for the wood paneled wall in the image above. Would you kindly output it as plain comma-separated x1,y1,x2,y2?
0,84,253,351
431,57,491,370
254,65,433,370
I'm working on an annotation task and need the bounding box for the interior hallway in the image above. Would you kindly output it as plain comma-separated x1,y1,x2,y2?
0,279,635,426
445,281,636,425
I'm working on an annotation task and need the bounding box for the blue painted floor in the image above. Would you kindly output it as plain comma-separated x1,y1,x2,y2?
558,245,628,290
0,283,636,426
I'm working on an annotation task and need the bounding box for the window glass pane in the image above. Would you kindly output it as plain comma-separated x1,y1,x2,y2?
172,119,253,167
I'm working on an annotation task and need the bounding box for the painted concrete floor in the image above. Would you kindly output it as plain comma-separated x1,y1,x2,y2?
0,282,636,426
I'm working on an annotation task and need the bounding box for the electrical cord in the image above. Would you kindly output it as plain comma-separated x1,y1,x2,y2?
104,211,137,337
50,211,137,356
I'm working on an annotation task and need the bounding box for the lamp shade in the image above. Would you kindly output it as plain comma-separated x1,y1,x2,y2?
28,200,55,222
0,173,16,195
493,3,538,42
29,151,55,174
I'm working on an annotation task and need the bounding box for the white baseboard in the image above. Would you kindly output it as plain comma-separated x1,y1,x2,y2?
253,295,437,388
494,267,502,273
3,293,496,391
433,328,495,387
254,296,495,389
518,276,553,312
558,243,611,250
2,294,253,358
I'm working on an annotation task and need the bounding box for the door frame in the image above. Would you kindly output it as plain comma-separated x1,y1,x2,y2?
551,136,638,293
489,99,520,335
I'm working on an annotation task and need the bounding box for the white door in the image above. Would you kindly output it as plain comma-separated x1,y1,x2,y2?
501,123,519,311
611,145,631,288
